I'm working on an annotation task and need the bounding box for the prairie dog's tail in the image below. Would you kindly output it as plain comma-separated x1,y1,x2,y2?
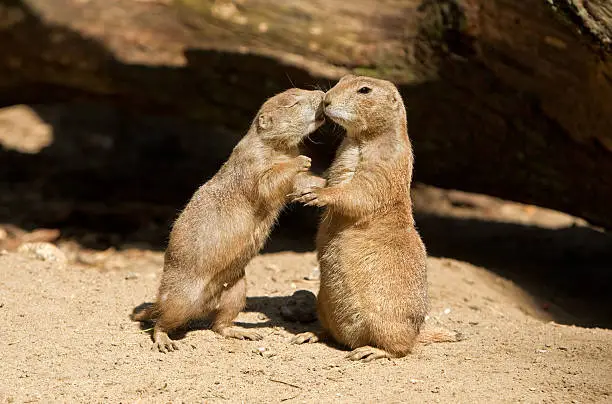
131,303,158,322
417,325,463,344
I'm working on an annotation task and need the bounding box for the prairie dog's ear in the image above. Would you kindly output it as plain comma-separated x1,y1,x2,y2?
388,91,400,110
258,112,272,130
339,74,356,82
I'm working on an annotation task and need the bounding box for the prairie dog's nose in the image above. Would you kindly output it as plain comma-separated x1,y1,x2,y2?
324,94,331,108
314,90,324,106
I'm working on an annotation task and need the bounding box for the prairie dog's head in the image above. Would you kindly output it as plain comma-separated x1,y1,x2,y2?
324,75,405,136
255,88,325,148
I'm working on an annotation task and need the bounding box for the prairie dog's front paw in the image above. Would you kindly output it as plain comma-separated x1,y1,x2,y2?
292,187,327,207
288,173,326,201
293,155,312,172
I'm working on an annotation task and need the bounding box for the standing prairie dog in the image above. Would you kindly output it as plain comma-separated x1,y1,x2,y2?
292,75,459,361
132,88,325,352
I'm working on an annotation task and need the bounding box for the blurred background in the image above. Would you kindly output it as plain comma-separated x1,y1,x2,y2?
1,0,611,326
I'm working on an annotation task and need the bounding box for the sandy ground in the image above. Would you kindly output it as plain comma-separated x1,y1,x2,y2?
1,243,611,403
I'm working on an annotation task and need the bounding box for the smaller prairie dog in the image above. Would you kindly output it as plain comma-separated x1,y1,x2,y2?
292,75,460,361
132,88,325,352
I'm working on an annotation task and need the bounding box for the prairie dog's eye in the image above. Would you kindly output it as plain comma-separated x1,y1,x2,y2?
284,99,300,108
357,86,372,94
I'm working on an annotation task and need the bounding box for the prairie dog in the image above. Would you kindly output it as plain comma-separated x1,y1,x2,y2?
293,75,458,361
132,88,325,352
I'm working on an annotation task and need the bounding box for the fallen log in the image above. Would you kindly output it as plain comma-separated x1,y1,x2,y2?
0,0,611,228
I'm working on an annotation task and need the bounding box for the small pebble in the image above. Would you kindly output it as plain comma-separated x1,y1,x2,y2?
124,272,139,280
253,347,276,358
261,350,276,358
443,308,451,315
17,242,66,266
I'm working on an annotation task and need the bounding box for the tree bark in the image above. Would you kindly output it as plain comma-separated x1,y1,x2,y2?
1,0,611,228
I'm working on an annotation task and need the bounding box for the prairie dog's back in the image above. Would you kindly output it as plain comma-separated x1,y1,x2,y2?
165,154,273,276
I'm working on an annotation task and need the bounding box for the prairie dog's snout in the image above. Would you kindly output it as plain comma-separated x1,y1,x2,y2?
300,89,325,134
304,90,325,124
322,83,358,126
258,88,325,146
311,89,325,103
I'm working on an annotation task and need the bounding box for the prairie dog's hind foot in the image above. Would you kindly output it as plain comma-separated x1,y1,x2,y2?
152,329,179,353
291,331,325,344
216,325,262,341
346,346,396,362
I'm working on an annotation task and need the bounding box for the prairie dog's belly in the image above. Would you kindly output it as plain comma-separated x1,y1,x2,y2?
316,211,427,339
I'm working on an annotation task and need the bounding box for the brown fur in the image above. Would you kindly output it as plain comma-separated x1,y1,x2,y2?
132,88,325,352
292,75,459,361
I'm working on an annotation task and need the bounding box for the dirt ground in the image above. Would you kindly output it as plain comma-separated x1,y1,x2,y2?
1,204,612,403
